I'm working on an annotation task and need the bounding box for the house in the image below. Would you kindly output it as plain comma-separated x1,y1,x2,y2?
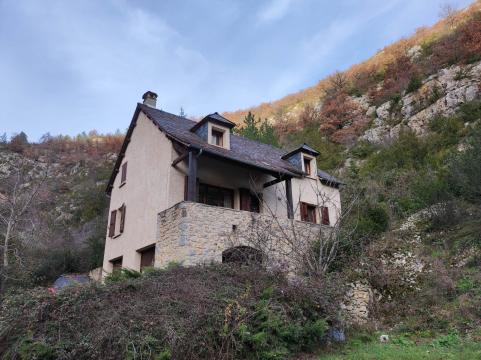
102,91,342,274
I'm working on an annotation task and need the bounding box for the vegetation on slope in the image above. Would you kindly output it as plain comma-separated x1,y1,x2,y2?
0,264,341,360
0,132,123,290
225,1,481,128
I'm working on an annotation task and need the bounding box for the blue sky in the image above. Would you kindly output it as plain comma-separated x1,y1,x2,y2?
0,0,473,141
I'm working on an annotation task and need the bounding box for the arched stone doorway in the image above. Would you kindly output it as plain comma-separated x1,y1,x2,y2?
222,246,263,265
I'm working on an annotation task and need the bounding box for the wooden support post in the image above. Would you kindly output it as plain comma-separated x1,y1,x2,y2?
285,178,294,219
187,150,198,201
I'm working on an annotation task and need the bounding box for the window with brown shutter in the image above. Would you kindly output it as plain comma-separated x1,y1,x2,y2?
120,162,127,186
239,188,251,211
239,188,261,213
119,204,126,233
108,210,117,237
300,202,317,223
321,206,330,225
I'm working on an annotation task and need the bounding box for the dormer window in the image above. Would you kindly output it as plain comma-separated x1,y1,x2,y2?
211,128,224,147
282,144,320,176
190,112,235,150
303,157,312,176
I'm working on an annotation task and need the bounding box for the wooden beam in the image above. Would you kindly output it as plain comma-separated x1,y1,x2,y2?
263,177,283,188
285,178,294,219
171,152,189,167
187,150,198,201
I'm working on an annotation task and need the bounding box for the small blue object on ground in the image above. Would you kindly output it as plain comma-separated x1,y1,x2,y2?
327,327,346,343
53,274,90,290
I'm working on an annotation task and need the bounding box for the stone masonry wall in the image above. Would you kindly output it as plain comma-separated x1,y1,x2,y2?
156,201,324,271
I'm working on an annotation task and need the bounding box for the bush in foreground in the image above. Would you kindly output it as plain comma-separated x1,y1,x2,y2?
0,264,338,360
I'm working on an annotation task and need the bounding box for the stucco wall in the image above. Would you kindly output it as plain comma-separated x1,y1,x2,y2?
103,113,178,272
156,201,324,272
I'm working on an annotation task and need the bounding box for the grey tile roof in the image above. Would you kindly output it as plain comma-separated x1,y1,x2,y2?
317,169,344,187
190,112,236,131
140,103,303,177
106,104,343,194
282,143,320,159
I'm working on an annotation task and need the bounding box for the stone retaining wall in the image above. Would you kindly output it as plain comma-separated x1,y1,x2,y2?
155,201,324,271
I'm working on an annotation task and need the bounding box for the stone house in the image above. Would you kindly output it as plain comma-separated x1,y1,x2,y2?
102,91,342,274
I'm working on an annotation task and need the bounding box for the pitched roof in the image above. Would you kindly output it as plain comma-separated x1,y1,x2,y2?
282,143,320,159
317,169,344,187
191,112,236,132
106,104,342,194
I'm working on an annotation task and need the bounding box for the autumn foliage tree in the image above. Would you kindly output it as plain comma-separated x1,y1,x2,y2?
319,92,369,144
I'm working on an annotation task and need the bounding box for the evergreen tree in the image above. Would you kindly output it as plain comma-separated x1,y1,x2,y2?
236,111,279,147
179,107,187,118
0,132,6,146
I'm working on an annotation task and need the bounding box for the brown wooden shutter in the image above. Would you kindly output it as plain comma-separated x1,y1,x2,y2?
119,204,126,233
121,162,127,184
239,188,251,211
321,206,330,225
300,202,308,221
109,210,117,237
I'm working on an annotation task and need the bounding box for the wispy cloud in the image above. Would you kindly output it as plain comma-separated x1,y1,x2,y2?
0,0,474,139
257,0,294,23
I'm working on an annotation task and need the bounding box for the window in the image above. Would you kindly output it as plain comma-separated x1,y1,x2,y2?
300,202,317,223
239,188,261,213
139,246,155,271
119,204,126,233
303,157,312,176
108,204,126,238
211,128,224,147
108,210,117,237
110,256,122,273
321,206,330,225
198,183,234,208
120,162,127,186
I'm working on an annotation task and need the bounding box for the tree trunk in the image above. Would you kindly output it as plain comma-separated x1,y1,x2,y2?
1,220,12,293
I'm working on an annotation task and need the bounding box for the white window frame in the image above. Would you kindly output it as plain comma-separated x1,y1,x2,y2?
302,154,316,178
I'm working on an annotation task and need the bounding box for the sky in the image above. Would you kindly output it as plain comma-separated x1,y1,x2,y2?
0,0,474,141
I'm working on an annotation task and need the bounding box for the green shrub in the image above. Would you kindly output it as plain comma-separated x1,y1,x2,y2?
155,349,172,360
363,128,427,173
456,278,475,294
428,115,464,148
231,286,328,360
447,124,481,201
406,75,422,93
18,338,56,360
432,332,460,347
356,205,389,236
104,268,142,283
350,141,378,159
458,100,481,123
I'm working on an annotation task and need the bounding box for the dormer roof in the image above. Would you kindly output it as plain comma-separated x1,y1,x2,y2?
281,143,320,159
190,112,236,132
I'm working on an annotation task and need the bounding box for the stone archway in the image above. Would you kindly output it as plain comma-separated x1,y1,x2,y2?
222,246,263,265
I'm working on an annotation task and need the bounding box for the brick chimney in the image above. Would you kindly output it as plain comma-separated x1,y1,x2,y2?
142,91,158,108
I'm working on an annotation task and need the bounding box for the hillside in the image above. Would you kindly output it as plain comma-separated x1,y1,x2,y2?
0,134,122,289
224,0,481,143
1,3,481,359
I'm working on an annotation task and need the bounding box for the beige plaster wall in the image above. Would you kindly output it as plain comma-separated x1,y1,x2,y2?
102,112,176,272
